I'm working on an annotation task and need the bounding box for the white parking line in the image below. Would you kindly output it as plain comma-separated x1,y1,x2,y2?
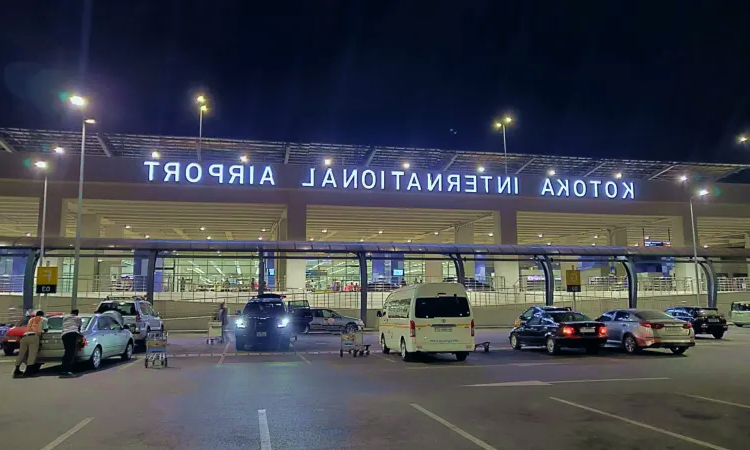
549,397,728,450
258,409,272,450
40,417,94,450
410,403,497,450
216,339,232,366
551,377,670,384
296,353,312,364
680,393,750,410
463,377,669,387
372,354,396,363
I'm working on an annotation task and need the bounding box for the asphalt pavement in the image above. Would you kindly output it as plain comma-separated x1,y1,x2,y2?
2,328,750,449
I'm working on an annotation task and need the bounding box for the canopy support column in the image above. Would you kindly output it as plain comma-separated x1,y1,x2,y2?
698,259,717,308
535,256,554,306
450,254,466,285
618,256,638,309
357,252,368,326
145,250,157,303
258,252,266,296
23,250,39,311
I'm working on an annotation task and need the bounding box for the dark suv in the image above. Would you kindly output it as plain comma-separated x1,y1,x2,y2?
235,294,294,351
665,306,728,339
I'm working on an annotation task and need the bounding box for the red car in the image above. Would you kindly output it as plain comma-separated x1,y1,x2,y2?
1,312,63,356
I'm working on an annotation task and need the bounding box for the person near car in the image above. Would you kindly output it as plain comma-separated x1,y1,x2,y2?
59,309,82,377
13,310,47,378
216,303,228,343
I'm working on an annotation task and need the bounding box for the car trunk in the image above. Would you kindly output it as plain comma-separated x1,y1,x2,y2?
648,320,691,339
414,296,473,350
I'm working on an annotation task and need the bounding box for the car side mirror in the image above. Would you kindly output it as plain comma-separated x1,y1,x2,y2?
376,311,383,317
155,312,160,318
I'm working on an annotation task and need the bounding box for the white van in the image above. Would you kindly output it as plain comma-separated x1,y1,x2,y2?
378,282,474,361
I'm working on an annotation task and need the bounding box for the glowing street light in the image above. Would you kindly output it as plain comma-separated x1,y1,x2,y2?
614,172,623,179
196,95,209,161
53,147,64,154
679,175,688,182
69,95,87,108
402,162,410,169
151,151,160,159
547,169,556,176
477,166,485,173
240,155,248,163
738,135,748,144
324,158,332,166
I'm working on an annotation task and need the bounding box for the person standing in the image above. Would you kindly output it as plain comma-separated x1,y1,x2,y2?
216,303,228,344
59,309,82,378
13,310,46,378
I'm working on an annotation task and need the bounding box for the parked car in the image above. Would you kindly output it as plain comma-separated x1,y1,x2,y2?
514,306,572,327
597,309,695,354
95,297,162,347
510,310,607,355
307,308,364,334
35,314,134,370
729,302,750,327
285,298,314,334
1,312,64,356
235,295,294,351
665,306,728,339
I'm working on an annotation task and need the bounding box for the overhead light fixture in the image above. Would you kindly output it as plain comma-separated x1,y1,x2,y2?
593,235,599,239
200,226,206,231
144,235,150,239
25,232,31,237
614,172,623,179
546,242,551,246
644,235,650,240
151,151,160,159
125,225,132,229
488,233,494,237
258,237,263,241
698,188,709,196
434,231,439,235
407,239,412,243
206,236,212,240
538,233,544,238
591,243,596,246
34,161,48,169
309,237,315,241
548,169,556,176
378,230,383,234
679,175,688,182
321,229,328,233
703,244,709,248
402,162,410,169
261,228,267,232
217,250,221,254
634,243,639,247
240,155,248,163
359,238,364,242
324,158,332,166
478,166,485,173
84,118,96,124
53,147,64,154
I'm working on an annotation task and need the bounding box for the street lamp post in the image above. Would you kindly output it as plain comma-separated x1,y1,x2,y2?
689,189,709,305
196,96,208,161
35,162,49,265
69,94,93,309
494,116,513,174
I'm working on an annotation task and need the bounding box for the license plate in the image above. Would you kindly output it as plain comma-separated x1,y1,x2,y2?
708,318,719,323
662,328,682,335
434,327,452,333
579,327,595,333
6,339,17,343
256,332,267,337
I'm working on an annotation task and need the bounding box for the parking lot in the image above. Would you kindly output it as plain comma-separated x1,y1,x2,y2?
2,328,750,450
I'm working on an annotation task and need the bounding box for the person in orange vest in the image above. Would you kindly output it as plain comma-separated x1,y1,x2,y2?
13,310,47,378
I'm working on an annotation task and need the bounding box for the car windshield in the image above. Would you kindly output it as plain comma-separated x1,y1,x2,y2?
96,302,137,316
549,312,592,322
695,308,720,317
414,296,471,318
16,316,32,327
46,316,92,331
243,302,286,316
635,311,675,321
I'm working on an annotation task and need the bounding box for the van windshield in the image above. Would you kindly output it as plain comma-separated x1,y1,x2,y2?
414,297,470,318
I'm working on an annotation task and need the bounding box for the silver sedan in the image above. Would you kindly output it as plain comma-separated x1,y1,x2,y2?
596,309,695,355
36,313,135,370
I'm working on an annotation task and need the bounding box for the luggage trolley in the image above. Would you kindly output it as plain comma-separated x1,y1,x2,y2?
339,328,370,357
145,330,168,368
207,320,223,344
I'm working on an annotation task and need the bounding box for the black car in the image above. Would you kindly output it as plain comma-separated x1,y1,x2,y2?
665,307,728,339
514,305,572,327
509,310,607,355
235,294,294,351
286,299,314,334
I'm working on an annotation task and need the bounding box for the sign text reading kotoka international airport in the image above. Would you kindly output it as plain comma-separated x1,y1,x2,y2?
143,161,636,199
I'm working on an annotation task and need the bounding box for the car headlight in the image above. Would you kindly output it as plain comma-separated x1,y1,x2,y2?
236,318,247,329
277,317,290,328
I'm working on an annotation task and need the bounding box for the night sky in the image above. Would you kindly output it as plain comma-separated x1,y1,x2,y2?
2,1,750,164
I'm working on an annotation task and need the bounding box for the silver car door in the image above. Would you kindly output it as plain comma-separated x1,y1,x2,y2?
95,316,114,356
110,316,128,354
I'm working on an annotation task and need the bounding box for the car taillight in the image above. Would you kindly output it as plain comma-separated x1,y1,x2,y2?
409,320,416,338
640,322,664,330
682,322,692,329
561,325,575,336
598,326,607,337
470,319,475,337
78,336,87,349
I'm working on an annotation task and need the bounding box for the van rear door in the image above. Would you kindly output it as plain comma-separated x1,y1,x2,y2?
413,296,473,350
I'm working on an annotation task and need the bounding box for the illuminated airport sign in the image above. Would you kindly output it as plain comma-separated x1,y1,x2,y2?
143,161,635,199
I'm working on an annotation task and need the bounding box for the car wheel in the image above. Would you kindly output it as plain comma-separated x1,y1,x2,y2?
235,338,245,351
585,346,600,355
89,346,102,370
455,352,468,361
712,331,724,339
381,335,390,354
121,341,134,361
545,337,559,355
623,334,640,354
3,347,13,356
510,333,522,350
400,339,412,362
670,347,688,355
345,323,358,334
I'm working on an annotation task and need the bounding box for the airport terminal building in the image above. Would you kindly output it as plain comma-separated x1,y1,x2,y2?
1,127,750,324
